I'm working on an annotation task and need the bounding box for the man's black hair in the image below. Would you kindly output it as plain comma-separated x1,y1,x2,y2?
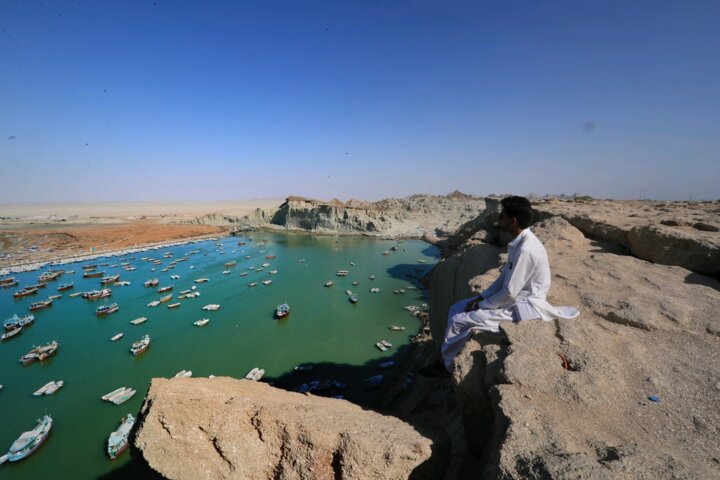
501,196,533,229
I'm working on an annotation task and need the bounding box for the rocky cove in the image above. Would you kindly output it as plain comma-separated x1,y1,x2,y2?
131,196,720,479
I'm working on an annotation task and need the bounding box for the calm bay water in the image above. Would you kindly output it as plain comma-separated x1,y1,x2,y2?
0,232,438,479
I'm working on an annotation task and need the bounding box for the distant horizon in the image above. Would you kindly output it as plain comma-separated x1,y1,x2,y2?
2,1,718,202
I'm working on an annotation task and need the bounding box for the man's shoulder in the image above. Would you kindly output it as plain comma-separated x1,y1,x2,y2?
519,230,547,255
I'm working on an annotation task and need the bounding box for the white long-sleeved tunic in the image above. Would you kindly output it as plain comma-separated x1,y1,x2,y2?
478,228,579,321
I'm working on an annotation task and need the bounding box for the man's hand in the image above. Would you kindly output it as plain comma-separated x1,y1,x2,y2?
464,295,484,312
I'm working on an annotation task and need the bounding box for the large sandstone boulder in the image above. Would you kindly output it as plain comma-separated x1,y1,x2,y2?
134,377,446,479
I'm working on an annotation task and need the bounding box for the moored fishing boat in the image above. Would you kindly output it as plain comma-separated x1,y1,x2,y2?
96,303,119,316
224,260,237,267
0,277,16,286
146,300,160,307
193,318,210,326
110,333,124,341
1,326,22,341
57,282,74,292
29,299,53,311
48,294,62,300
83,288,112,300
13,287,38,298
6,415,53,462
1,279,19,288
174,370,192,378
325,281,333,287
110,389,137,405
202,304,220,311
157,285,173,293
107,414,135,460
20,341,58,365
248,282,257,287
389,325,406,331
275,303,290,319
194,278,210,284
130,335,150,356
143,278,159,288
129,317,147,325
100,274,120,285
83,270,104,278
245,367,265,381
33,380,64,396
167,302,181,309
349,294,358,304
159,294,173,304
262,280,272,285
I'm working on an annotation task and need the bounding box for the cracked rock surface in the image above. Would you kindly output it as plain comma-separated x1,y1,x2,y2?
134,377,445,479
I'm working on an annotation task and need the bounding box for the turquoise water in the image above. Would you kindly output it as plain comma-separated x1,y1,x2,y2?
0,232,437,478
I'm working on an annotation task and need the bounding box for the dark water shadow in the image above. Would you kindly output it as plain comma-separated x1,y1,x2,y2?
386,263,434,292
684,272,720,292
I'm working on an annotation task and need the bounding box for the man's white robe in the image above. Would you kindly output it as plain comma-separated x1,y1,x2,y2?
441,228,579,371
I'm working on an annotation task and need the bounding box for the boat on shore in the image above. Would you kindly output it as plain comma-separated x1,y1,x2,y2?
194,318,210,326
245,367,265,381
5,415,52,462
130,335,150,356
96,303,119,316
29,299,53,311
20,341,58,365
33,380,64,396
130,317,147,325
57,282,74,292
110,333,124,341
107,414,135,460
275,303,290,319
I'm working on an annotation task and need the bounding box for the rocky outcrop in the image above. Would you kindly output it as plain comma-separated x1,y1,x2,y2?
134,377,446,479
223,193,486,238
427,213,720,478
533,199,720,275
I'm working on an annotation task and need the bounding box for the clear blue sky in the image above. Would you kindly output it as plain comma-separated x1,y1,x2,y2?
1,0,718,202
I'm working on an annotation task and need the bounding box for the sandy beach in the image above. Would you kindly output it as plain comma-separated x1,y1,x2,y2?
0,199,281,270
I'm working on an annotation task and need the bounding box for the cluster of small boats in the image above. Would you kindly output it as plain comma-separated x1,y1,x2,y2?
101,387,137,405
33,380,64,396
19,341,58,365
2,314,34,341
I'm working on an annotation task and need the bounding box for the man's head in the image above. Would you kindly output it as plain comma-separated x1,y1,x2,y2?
498,196,533,235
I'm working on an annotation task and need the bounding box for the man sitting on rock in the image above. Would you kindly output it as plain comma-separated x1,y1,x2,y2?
429,196,580,375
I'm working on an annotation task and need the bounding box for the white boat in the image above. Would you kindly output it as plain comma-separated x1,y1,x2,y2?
222,270,231,275
174,370,192,378
110,389,136,405
245,368,265,381
147,300,160,307
6,415,52,462
375,342,389,352
202,304,220,311
33,380,60,396
44,380,64,395
261,262,270,268
102,387,129,401
370,287,380,293
389,325,406,331
248,282,257,287
262,280,272,285
130,317,147,325
1,326,22,341
110,333,124,341
268,270,278,274
194,318,210,327
130,335,150,356
170,275,180,280
167,302,181,308
194,278,210,284
107,414,135,460
379,340,392,348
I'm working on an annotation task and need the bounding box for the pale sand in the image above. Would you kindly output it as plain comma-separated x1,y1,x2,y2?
0,199,283,220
